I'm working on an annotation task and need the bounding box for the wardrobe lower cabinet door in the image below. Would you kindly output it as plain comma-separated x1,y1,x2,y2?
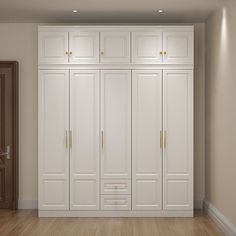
101,70,131,180
70,70,100,210
163,70,193,210
38,70,70,210
132,70,163,210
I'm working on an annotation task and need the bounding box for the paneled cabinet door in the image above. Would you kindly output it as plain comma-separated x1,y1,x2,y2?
70,70,100,210
101,70,131,179
69,32,99,64
132,70,163,210
163,70,193,210
132,32,163,64
100,32,130,64
38,32,69,64
38,70,69,210
163,31,193,64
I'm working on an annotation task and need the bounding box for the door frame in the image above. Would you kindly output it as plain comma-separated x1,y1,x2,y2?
0,61,19,210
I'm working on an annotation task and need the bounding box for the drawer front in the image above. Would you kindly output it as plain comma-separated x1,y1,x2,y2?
101,195,131,210
101,179,131,194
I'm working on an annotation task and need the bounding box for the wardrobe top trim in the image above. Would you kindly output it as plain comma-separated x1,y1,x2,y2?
38,25,194,32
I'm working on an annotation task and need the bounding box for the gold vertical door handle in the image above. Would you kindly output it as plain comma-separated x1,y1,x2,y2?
164,131,167,148
101,131,104,149
160,131,163,148
70,130,72,148
65,131,68,148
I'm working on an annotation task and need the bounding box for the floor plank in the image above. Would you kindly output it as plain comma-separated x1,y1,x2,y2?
0,210,224,236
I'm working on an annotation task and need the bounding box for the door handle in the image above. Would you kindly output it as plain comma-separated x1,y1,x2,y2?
160,131,163,148
164,131,167,148
65,131,68,148
101,131,104,149
0,145,10,159
70,130,72,148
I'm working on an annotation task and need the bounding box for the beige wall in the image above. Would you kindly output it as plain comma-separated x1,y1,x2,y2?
0,23,38,206
0,23,205,207
206,0,236,226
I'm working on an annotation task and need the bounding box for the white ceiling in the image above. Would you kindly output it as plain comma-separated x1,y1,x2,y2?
0,0,223,23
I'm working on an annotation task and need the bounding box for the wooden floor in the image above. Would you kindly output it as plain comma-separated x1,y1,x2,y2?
0,210,224,236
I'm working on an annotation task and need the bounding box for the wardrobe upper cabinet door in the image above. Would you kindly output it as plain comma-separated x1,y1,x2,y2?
38,70,69,210
132,70,162,210
70,70,100,210
163,31,193,64
100,32,130,64
69,32,99,64
101,70,131,179
163,70,193,210
132,32,163,64
38,32,69,64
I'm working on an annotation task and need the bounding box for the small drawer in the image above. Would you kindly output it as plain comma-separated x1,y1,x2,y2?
101,179,131,194
101,195,131,210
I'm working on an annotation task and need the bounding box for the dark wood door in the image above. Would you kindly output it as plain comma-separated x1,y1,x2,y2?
0,62,18,209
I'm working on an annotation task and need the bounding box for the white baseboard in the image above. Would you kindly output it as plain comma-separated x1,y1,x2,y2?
18,199,38,209
39,210,193,218
204,200,236,236
194,199,204,209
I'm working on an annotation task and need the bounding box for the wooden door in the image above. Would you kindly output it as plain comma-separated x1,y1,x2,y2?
163,70,193,210
132,70,162,210
132,32,163,64
163,31,193,64
101,70,131,179
100,32,130,64
69,32,99,64
38,32,69,64
38,70,69,210
0,62,18,209
70,70,100,210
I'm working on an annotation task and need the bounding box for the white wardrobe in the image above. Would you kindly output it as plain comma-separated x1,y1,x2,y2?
38,26,193,217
